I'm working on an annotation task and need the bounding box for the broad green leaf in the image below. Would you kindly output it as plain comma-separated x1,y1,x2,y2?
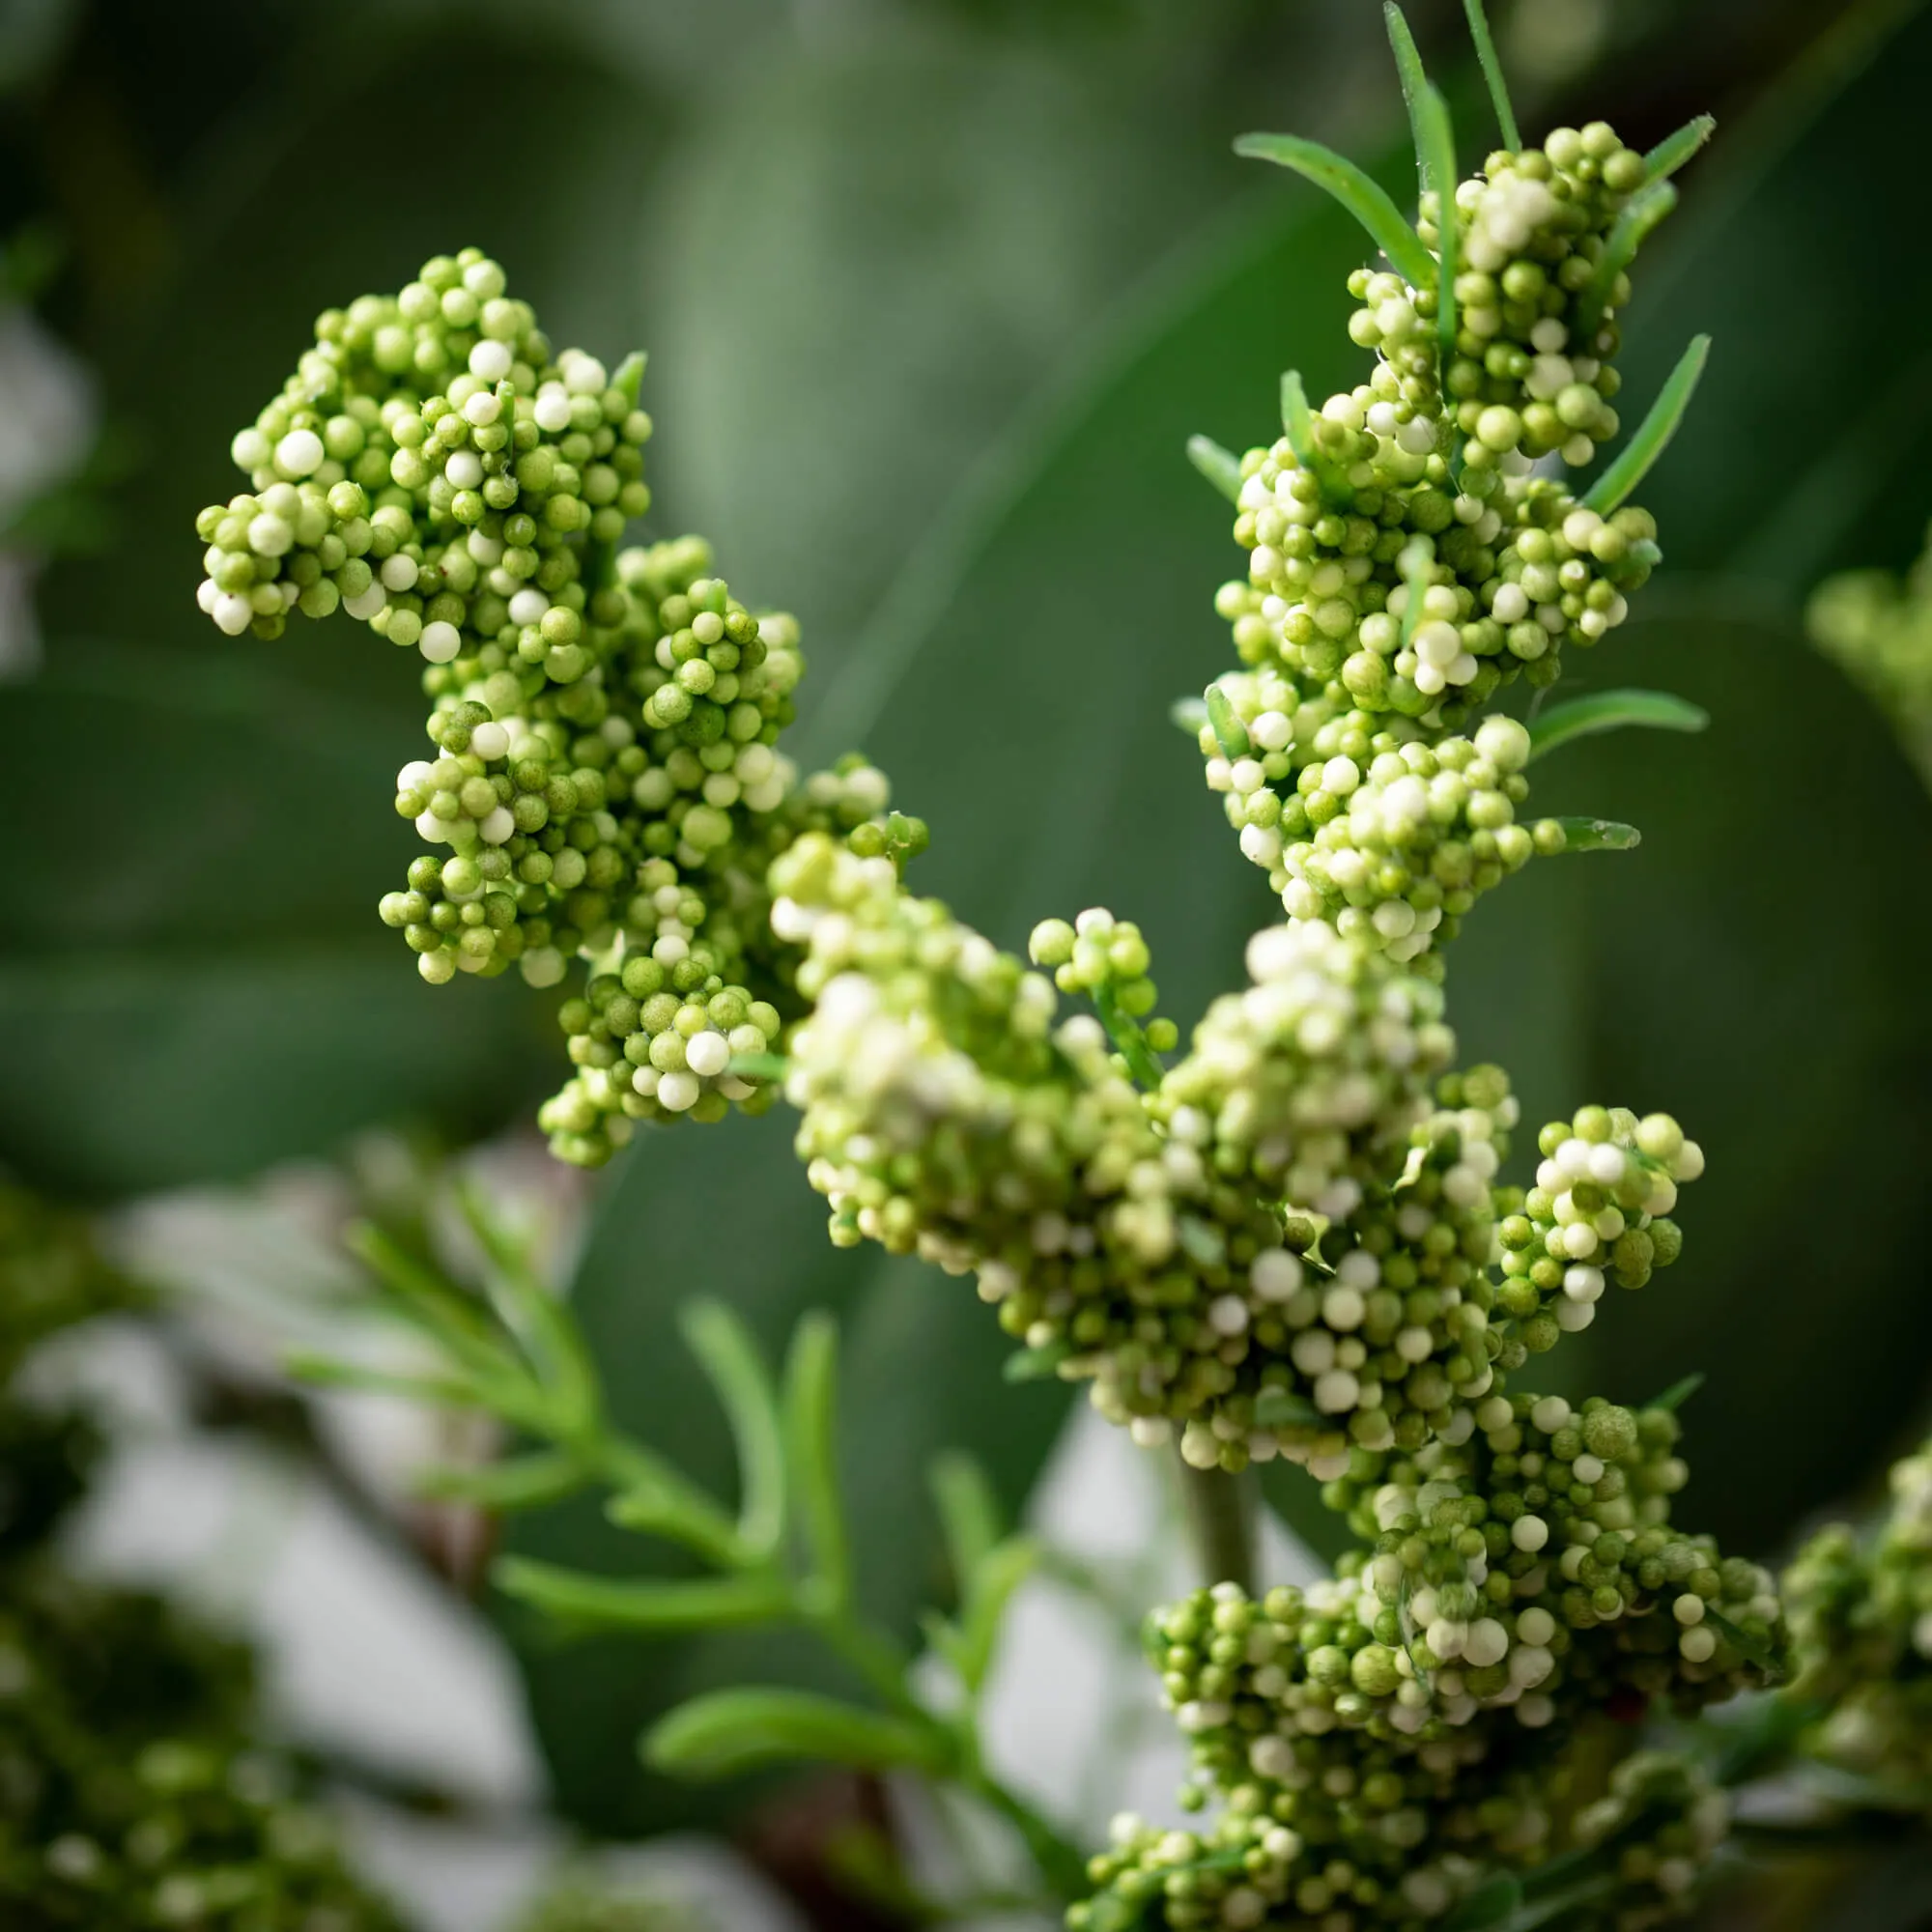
643,1686,948,1781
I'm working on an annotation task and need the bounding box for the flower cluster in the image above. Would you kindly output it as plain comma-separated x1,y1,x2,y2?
1807,520,1932,783
1784,1437,1932,1796
194,250,916,1166
1079,1392,1779,1930
1200,696,1557,970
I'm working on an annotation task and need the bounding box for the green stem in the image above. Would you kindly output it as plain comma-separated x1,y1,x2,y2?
1177,1457,1258,1594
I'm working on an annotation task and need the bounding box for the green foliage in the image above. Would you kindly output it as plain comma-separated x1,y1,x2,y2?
0,1184,398,1929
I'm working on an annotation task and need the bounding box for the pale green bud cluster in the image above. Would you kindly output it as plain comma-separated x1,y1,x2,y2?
1219,433,1655,722
195,251,915,1167
1383,123,1653,457
1785,1437,1932,1798
1496,1106,1700,1350
1202,689,1555,972
1080,1391,1779,1930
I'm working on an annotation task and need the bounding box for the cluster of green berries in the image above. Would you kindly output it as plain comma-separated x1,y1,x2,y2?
196,248,648,647
1568,1751,1730,1932
1218,414,1656,721
1497,1107,1700,1347
0,1185,398,1931
196,252,921,1167
1201,693,1564,972
1370,124,1653,461
1807,521,1932,782
1080,1393,1779,1929
1784,1436,1932,1796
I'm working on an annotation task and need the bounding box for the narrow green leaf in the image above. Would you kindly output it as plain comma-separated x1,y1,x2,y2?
602,1482,752,1568
346,1223,506,1381
1170,695,1208,737
1186,434,1243,504
954,1535,1039,1697
1644,1371,1707,1413
495,1555,791,1634
456,1183,600,1433
1525,688,1710,760
1380,10,1458,361
413,1449,590,1513
644,1686,948,1781
681,1301,787,1560
1444,1874,1524,1932
1576,180,1677,337
783,1311,851,1610
1644,114,1716,185
928,1449,1004,1597
1003,1340,1071,1383
1551,816,1641,853
724,1050,788,1082
1236,133,1438,292
1382,5,1432,201
283,1350,494,1413
1704,1606,1789,1683
1280,368,1317,467
1581,334,1712,515
1205,685,1251,758
1462,0,1520,152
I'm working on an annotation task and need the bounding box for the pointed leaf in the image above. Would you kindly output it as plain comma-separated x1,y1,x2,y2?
953,1534,1040,1696
928,1449,1004,1597
1644,114,1716,185
643,1686,948,1781
1577,181,1678,336
1235,133,1437,292
1550,816,1641,852
1186,434,1243,503
1205,685,1251,758
1462,0,1520,151
1526,689,1710,761
1644,1371,1707,1414
682,1300,788,1560
414,1450,592,1513
495,1556,792,1635
783,1311,851,1609
1582,334,1712,515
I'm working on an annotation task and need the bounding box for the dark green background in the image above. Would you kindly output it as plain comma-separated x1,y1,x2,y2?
6,0,1929,1861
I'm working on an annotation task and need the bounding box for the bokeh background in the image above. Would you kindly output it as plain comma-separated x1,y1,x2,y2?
5,0,1932,1924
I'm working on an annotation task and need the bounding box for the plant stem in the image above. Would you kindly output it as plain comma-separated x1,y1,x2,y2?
1177,1457,1258,1594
